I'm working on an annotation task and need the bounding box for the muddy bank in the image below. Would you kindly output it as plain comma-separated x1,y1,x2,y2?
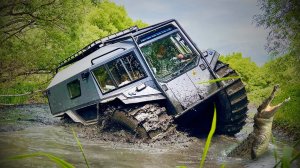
0,104,299,168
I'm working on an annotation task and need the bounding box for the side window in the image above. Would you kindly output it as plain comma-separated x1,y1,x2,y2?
67,79,81,99
93,66,116,92
122,54,145,80
93,52,146,93
108,59,131,87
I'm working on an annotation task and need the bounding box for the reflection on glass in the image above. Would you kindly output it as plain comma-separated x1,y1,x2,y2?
67,80,81,99
93,52,146,93
141,32,197,80
93,66,116,92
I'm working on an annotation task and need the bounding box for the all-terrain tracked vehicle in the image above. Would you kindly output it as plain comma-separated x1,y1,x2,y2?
46,19,248,138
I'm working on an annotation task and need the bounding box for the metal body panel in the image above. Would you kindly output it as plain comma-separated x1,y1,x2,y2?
163,62,218,110
48,70,100,115
186,59,219,98
163,87,184,113
98,78,166,104
65,110,98,125
166,74,201,108
202,49,220,69
48,41,135,89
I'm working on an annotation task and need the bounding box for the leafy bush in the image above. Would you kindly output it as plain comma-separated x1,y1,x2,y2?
220,53,300,134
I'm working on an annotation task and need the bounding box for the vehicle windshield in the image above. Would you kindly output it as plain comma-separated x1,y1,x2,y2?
140,32,198,81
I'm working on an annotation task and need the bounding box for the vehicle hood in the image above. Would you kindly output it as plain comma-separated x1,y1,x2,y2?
165,65,218,109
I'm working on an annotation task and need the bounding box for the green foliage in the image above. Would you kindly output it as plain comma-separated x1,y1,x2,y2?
79,0,146,46
220,53,269,94
5,152,75,168
273,139,300,168
199,103,217,168
281,146,294,168
0,0,147,104
262,54,300,133
220,52,300,135
196,76,241,85
255,0,300,56
255,0,300,133
220,164,226,168
271,135,279,164
0,74,51,105
0,0,147,75
72,128,90,168
0,0,85,73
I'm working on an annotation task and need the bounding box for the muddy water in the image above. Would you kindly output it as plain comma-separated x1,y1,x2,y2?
0,105,297,168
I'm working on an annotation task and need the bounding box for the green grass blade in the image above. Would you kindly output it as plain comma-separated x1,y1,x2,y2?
7,152,74,168
220,163,226,168
196,76,241,85
72,128,90,168
281,146,293,168
199,103,217,168
289,151,300,164
273,161,281,168
271,134,278,163
288,140,300,165
293,139,300,148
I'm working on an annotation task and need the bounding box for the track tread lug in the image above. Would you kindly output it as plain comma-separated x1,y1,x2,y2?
215,61,249,135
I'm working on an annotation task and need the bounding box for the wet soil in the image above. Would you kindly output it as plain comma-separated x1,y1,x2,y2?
0,104,299,168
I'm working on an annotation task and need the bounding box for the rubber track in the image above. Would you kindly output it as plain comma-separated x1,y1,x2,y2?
111,103,173,139
214,61,249,135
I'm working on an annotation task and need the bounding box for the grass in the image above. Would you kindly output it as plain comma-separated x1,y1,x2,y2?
273,139,300,168
72,128,90,168
271,135,279,164
199,103,217,168
196,76,241,85
272,83,300,137
0,74,50,105
7,152,75,168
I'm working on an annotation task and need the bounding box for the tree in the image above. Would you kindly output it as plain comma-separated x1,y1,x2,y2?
254,0,300,56
0,0,146,83
0,0,147,104
0,0,81,43
0,0,85,82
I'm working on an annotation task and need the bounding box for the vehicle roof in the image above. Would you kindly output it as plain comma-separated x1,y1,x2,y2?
47,40,135,89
